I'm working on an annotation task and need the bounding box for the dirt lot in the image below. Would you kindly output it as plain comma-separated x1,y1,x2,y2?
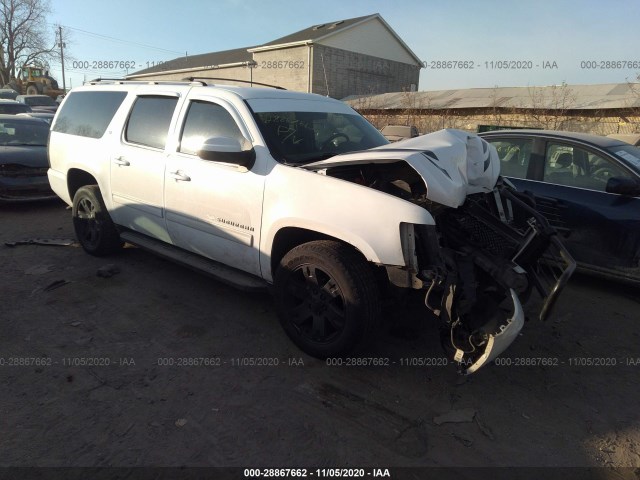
1,200,639,477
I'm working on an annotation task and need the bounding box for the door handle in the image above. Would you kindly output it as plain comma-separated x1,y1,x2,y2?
114,157,130,166
170,170,191,182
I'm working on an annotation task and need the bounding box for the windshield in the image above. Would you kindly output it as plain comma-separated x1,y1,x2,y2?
0,121,49,146
254,111,388,164
25,96,56,106
607,144,640,174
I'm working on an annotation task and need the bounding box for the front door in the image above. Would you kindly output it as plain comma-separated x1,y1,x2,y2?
529,141,640,269
164,98,265,276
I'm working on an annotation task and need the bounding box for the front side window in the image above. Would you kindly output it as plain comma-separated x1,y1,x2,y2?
543,142,632,192
485,138,533,179
179,101,243,156
125,95,178,149
253,111,387,164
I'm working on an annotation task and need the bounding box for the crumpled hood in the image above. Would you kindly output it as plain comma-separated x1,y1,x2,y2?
304,129,501,208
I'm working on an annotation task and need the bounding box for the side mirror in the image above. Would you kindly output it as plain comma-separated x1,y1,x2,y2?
605,177,640,196
197,136,256,169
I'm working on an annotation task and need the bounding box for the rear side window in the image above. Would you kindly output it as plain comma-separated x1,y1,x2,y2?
125,96,178,149
52,91,127,138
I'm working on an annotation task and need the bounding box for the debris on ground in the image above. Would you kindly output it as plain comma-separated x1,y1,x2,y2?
97,264,120,278
451,432,474,447
433,408,477,425
43,279,70,292
5,238,76,247
475,414,495,440
25,265,53,275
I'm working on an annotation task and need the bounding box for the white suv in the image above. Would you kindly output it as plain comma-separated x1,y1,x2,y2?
48,80,574,373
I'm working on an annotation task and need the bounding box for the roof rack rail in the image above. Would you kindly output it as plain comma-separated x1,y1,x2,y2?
182,77,286,90
85,78,207,86
86,78,126,84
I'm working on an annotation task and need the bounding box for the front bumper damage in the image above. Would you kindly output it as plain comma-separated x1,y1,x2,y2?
306,130,575,373
416,180,576,374
463,289,524,374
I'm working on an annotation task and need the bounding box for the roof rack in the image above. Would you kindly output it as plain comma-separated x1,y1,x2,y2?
85,78,207,86
182,77,286,90
83,77,285,90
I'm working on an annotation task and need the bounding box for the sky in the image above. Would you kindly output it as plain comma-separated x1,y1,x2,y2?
44,0,640,93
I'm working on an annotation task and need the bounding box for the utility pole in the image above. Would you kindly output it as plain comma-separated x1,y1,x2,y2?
0,45,4,85
58,26,66,92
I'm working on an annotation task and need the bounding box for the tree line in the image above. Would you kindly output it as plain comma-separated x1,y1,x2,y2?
0,0,63,88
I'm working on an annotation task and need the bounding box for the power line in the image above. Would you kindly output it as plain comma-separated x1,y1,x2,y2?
51,23,183,55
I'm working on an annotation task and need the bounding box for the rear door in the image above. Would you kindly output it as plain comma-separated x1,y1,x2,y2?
110,92,180,243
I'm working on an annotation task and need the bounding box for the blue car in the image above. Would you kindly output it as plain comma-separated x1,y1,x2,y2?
0,114,55,201
480,130,640,285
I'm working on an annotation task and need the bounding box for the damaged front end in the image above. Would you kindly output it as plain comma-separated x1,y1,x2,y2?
416,180,575,373
305,129,576,374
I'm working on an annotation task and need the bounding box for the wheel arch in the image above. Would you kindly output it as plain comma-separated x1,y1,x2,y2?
67,169,99,200
270,227,372,280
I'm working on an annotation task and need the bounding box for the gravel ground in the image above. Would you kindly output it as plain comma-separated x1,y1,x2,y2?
1,200,639,479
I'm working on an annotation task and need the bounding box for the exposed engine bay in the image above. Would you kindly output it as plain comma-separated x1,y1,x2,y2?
305,129,576,374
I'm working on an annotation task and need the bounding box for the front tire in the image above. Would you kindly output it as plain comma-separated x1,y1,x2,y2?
72,185,123,256
274,240,381,358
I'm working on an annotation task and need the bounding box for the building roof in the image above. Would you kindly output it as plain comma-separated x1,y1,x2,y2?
248,13,421,65
345,83,640,110
258,14,377,47
128,13,420,78
129,46,255,78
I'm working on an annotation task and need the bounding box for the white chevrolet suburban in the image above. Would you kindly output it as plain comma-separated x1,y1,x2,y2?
48,79,575,373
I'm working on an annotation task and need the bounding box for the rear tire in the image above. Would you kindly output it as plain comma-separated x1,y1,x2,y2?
274,240,381,358
26,85,38,95
72,185,123,256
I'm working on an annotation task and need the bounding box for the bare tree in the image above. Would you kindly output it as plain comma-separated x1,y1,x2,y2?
0,0,59,86
399,88,421,126
524,82,577,130
488,85,508,126
622,74,640,133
